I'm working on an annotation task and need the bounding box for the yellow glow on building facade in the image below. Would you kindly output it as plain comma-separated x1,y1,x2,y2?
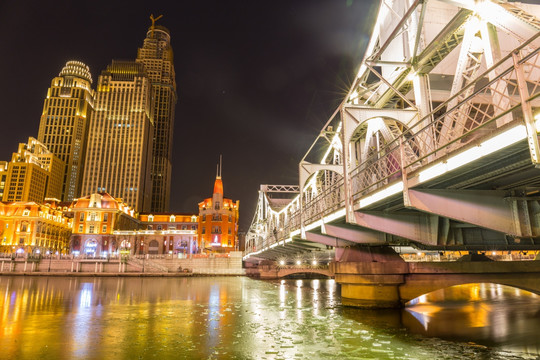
136,213,198,255
136,25,177,213
37,61,95,202
81,61,154,212
69,192,139,256
1,137,64,203
0,200,72,254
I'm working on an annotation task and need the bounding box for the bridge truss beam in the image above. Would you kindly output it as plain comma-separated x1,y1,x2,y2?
244,0,540,261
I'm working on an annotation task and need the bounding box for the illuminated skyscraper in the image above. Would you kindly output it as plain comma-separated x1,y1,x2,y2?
136,24,177,212
81,61,154,212
37,61,94,201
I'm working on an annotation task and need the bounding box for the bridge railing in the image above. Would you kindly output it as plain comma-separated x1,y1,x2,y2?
302,178,345,226
350,33,540,198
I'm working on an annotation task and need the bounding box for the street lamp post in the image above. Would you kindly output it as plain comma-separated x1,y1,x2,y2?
48,248,52,272
141,241,145,273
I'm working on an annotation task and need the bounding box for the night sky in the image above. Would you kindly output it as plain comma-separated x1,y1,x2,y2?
0,0,378,231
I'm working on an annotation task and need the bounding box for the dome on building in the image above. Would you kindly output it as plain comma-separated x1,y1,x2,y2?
59,61,92,84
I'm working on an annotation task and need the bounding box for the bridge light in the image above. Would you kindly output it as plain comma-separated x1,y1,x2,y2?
296,260,301,266
279,260,285,266
312,260,317,266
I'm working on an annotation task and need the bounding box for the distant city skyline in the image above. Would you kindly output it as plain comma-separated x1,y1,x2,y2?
0,0,379,231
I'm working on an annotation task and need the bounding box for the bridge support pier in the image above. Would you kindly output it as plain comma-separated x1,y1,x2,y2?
332,247,540,308
332,247,408,308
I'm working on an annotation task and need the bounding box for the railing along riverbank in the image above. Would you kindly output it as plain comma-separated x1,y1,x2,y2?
0,251,244,276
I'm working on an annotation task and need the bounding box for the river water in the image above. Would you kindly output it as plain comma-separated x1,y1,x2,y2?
0,276,539,359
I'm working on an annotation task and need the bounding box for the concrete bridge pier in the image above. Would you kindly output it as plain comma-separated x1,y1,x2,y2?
331,247,540,308
332,247,408,308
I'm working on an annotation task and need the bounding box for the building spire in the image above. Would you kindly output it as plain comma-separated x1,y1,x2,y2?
213,156,224,195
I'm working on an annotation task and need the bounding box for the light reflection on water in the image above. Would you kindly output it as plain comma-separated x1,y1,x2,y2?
0,276,539,359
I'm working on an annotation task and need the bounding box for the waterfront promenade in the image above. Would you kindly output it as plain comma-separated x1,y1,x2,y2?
0,251,244,276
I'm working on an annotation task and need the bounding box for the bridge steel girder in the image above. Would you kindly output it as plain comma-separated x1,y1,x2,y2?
406,189,535,238
353,210,439,245
305,231,354,248
299,162,343,188
324,223,386,245
342,106,418,146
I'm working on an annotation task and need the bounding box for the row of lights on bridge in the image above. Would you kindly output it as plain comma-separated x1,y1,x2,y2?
279,260,319,266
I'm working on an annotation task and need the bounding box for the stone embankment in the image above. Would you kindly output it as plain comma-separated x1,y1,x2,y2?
0,251,244,277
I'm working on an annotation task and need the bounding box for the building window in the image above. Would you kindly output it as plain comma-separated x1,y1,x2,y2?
79,212,84,222
192,225,196,230
157,225,162,230
78,225,83,233
202,228,206,234
228,228,231,234
214,202,220,210
90,212,97,221
228,215,232,222
102,225,107,233
148,215,154,222
22,209,30,216
147,225,153,230
103,213,108,222
89,225,94,234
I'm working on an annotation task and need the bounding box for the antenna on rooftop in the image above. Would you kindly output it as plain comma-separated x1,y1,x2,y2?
149,14,163,36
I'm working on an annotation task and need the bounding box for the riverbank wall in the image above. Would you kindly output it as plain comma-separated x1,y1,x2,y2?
0,251,244,276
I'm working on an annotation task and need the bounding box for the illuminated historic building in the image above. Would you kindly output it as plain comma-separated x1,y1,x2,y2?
0,200,72,254
69,192,139,256
198,166,239,252
37,61,95,201
81,61,154,212
1,137,64,203
135,213,198,255
136,23,177,212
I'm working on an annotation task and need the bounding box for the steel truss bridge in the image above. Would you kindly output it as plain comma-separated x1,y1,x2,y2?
245,0,540,263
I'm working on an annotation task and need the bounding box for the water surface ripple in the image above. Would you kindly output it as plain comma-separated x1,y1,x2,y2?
0,276,539,359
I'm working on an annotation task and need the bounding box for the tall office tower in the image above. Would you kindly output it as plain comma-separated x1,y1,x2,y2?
81,61,154,212
37,61,94,202
136,24,177,212
2,137,64,203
